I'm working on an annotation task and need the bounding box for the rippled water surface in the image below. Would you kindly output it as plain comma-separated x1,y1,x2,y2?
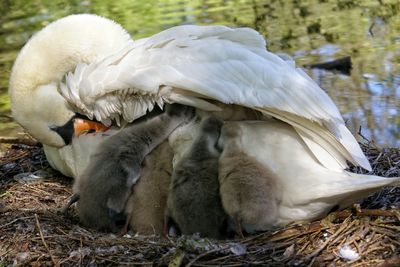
0,0,399,146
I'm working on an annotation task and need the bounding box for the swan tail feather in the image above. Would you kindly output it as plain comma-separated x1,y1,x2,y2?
310,172,400,208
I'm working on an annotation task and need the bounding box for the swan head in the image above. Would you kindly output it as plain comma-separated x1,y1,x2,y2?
9,14,131,147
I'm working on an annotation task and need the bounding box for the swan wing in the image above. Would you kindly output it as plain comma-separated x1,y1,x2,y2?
60,25,371,170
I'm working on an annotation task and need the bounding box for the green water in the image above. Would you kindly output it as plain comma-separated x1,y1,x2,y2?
1,0,399,145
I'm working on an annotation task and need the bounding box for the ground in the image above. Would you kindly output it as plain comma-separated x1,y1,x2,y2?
0,138,399,266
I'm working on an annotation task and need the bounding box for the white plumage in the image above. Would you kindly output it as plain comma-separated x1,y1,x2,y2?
59,23,370,171
9,14,398,229
338,245,360,261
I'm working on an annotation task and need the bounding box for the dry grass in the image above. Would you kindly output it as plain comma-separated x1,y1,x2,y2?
0,139,399,266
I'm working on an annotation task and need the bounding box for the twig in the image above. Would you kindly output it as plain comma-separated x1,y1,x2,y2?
330,220,358,246
34,214,59,266
304,217,351,261
357,209,400,218
0,136,37,146
353,241,362,258
358,126,370,143
376,256,400,267
186,246,227,267
0,150,30,164
0,249,12,258
0,216,33,229
241,231,268,244
268,221,325,242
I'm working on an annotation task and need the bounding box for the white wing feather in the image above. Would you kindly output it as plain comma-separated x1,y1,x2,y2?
60,25,371,171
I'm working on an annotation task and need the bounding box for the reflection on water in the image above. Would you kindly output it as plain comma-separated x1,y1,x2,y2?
0,0,399,146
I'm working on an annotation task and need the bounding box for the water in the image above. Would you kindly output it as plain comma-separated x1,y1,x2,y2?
1,0,399,146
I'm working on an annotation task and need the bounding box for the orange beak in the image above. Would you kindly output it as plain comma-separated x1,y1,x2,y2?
74,118,110,136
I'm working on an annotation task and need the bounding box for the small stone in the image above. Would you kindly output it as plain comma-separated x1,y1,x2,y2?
230,243,247,256
13,252,30,265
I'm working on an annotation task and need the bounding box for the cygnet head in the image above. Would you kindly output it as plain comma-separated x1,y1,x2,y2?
9,14,131,147
200,116,223,142
217,121,241,151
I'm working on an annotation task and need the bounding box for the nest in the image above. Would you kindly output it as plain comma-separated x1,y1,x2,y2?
0,139,399,266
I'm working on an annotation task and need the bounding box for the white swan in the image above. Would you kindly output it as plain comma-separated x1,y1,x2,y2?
9,14,371,178
9,14,399,230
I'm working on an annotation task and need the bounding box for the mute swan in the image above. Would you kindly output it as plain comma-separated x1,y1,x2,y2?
167,117,228,239
9,14,372,178
73,104,194,231
8,14,399,232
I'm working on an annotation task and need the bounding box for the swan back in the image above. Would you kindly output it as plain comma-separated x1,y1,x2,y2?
59,22,371,170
